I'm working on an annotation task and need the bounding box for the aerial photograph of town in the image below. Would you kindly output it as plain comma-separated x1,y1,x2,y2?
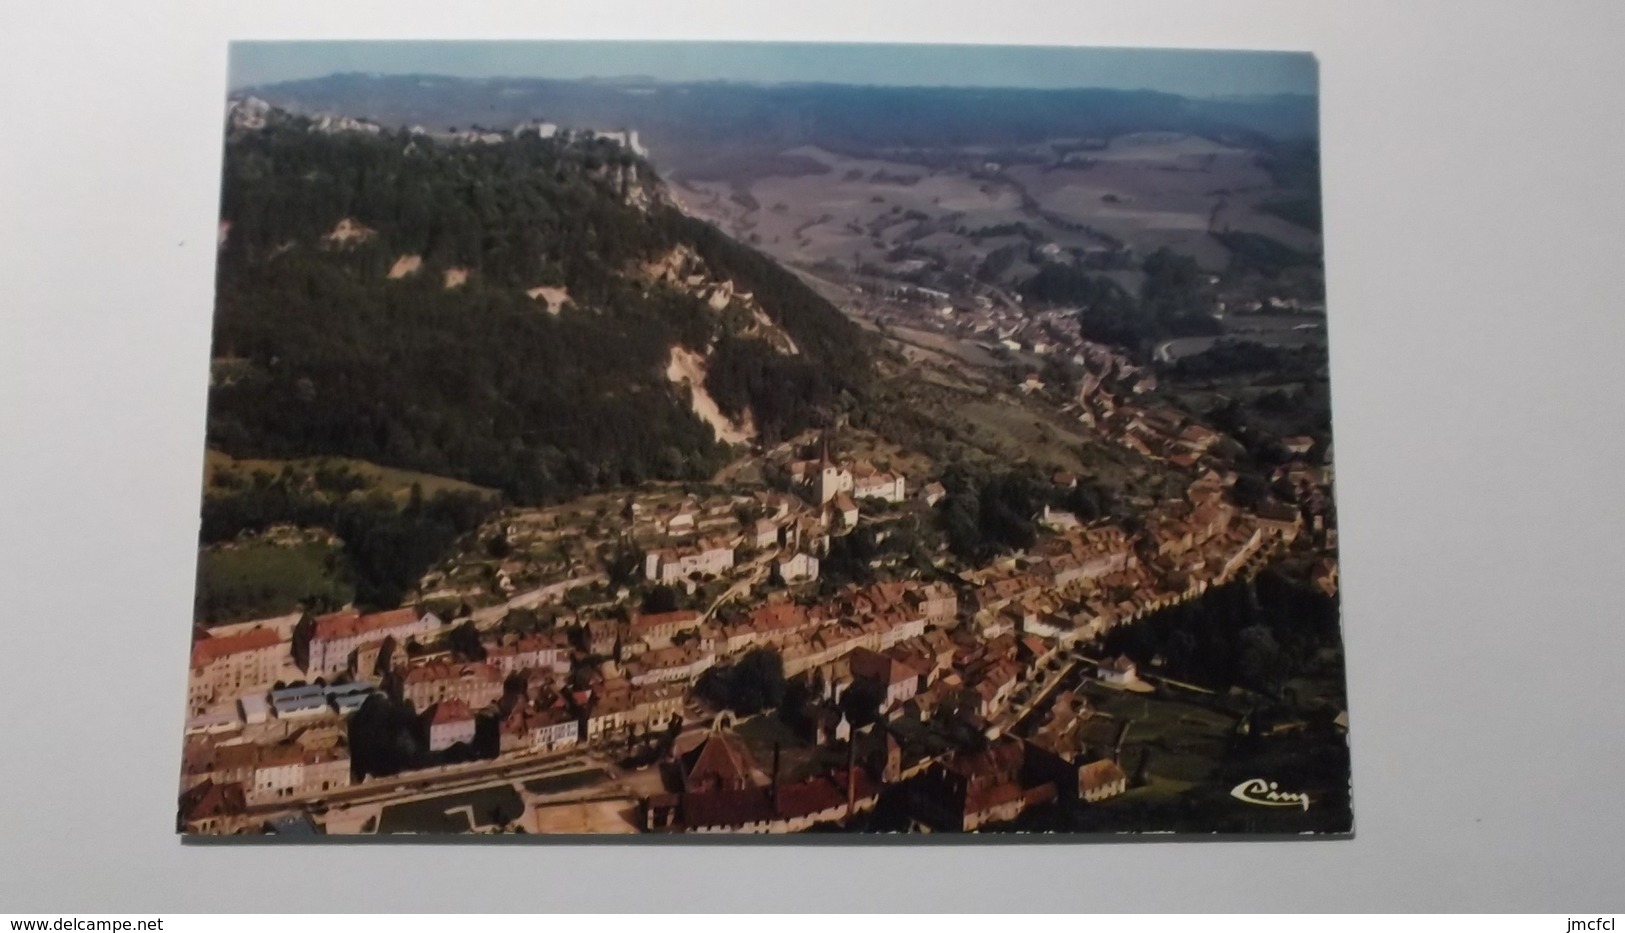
178,41,1348,838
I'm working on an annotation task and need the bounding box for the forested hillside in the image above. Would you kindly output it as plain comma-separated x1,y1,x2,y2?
208,108,872,505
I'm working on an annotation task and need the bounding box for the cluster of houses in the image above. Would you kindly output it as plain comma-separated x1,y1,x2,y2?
884,289,1162,387
179,726,355,834
180,441,1325,836
641,730,888,833
637,673,1139,834
781,443,912,531
634,490,826,591
632,447,916,593
1079,394,1228,470
907,729,1133,831
591,582,957,729
814,625,1036,727
949,475,1305,661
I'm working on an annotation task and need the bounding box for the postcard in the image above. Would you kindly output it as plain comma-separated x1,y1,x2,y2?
179,40,1346,837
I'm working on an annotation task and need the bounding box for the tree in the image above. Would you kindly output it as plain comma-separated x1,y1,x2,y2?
641,585,681,614
698,648,788,715
485,528,512,559
936,464,1045,562
838,677,887,729
730,648,788,714
1238,624,1285,693
447,620,487,661
347,693,424,778
210,119,872,510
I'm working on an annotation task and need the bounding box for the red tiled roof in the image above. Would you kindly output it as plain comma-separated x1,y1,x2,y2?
313,608,422,642
403,661,502,685
680,786,774,829
849,647,916,687
682,732,759,793
211,743,263,771
500,705,538,735
190,627,281,668
426,700,473,726
256,744,306,769
179,779,246,822
679,770,879,830
773,769,877,821
630,610,701,636
945,736,1026,782
1080,759,1128,793
748,603,809,632
865,581,910,608
964,779,1025,816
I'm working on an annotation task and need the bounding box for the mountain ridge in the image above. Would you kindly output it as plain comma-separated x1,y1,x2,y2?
238,73,1320,169
207,103,873,506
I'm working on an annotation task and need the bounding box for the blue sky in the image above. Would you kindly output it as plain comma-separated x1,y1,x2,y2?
229,41,1316,98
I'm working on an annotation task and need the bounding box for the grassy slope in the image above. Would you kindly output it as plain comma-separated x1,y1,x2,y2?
194,541,352,625
203,449,496,501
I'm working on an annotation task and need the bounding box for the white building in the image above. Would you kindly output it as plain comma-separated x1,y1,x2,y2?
645,543,735,583
503,707,581,754
247,747,305,805
426,700,477,751
535,711,580,752
852,469,906,503
848,648,921,712
488,632,572,676
816,459,854,505
751,519,780,549
774,552,820,584
815,454,906,506
1098,656,1138,686
188,626,287,715
628,646,716,686
1037,505,1082,532
1080,759,1129,802
301,608,441,676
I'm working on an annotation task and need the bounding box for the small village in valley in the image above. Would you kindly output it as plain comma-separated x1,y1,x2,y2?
181,85,1344,836
182,384,1339,835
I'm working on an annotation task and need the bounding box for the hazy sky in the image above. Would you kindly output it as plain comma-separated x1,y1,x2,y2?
229,41,1316,98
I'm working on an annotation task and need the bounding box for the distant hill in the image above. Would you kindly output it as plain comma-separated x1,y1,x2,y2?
240,74,1320,173
208,103,872,505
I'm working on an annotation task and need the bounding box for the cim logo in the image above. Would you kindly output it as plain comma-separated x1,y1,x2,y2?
1230,778,1311,811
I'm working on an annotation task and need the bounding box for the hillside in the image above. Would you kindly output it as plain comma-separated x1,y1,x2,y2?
207,103,873,506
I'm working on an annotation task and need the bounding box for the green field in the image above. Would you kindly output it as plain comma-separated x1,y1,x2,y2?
193,541,351,625
1082,683,1238,786
204,449,496,501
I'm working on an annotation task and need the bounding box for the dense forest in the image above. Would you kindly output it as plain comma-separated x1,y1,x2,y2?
208,112,872,504
1101,570,1344,698
934,463,1113,563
